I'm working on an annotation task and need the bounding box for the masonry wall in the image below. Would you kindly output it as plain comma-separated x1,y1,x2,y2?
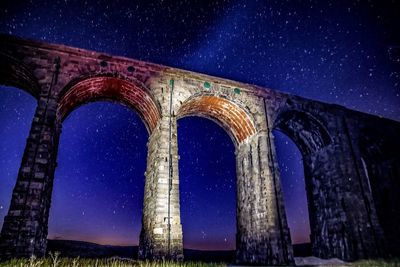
271,98,389,261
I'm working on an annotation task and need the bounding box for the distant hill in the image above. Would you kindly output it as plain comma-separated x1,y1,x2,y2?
47,239,137,259
47,239,311,262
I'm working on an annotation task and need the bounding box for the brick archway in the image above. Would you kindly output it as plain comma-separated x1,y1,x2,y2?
175,94,295,265
58,75,161,133
175,94,256,254
176,95,257,145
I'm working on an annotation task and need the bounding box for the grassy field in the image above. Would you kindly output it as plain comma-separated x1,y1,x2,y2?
0,258,226,267
347,259,400,267
0,253,225,267
0,253,399,267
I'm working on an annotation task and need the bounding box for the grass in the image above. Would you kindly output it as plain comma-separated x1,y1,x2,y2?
0,253,399,267
0,253,226,267
349,259,400,267
0,259,225,266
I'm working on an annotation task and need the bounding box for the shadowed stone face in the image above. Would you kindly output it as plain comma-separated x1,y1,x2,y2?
274,110,332,156
0,53,41,98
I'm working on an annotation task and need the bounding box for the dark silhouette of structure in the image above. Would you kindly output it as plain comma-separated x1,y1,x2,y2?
0,35,399,265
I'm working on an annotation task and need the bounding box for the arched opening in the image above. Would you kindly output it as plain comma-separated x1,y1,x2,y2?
273,109,332,257
177,117,236,262
47,101,148,257
177,95,256,262
0,86,37,231
272,129,311,256
46,76,160,257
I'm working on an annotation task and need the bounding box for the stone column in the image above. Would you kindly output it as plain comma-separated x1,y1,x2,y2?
302,117,385,261
139,79,183,260
303,147,354,260
236,129,294,264
0,83,61,259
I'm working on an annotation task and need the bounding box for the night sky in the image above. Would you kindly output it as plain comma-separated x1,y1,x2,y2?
0,0,399,251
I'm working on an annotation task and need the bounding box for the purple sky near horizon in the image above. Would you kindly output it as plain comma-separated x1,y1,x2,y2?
0,0,399,250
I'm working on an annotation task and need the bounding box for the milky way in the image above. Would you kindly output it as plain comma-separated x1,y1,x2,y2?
0,0,399,250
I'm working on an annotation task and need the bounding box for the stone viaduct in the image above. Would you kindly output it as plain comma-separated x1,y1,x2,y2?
0,34,399,265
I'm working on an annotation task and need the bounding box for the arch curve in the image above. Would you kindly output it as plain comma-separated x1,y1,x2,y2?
273,110,332,155
0,53,41,99
58,76,160,133
176,94,257,145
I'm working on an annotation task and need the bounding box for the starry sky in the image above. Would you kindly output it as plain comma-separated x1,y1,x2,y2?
0,0,399,251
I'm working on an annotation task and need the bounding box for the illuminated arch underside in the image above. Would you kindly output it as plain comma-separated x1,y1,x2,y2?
178,95,256,144
58,77,160,132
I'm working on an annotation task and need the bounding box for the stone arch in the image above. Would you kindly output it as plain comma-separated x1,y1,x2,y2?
273,109,332,156
58,74,161,133
177,92,260,260
176,94,257,145
271,108,333,258
0,53,41,99
51,74,157,257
